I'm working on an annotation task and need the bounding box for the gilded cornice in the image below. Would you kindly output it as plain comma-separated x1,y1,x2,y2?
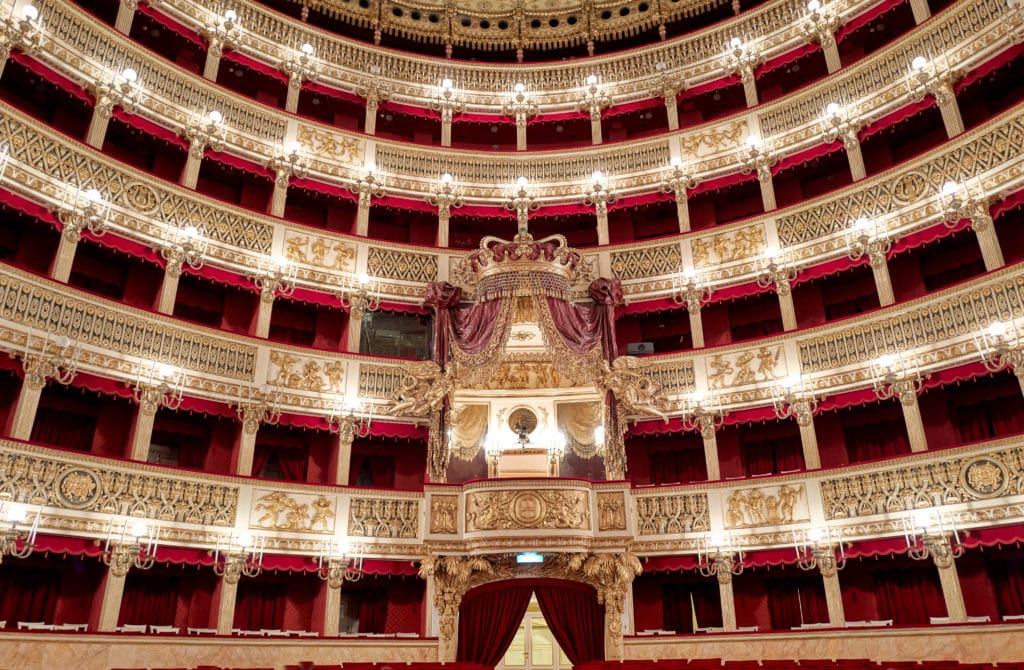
29,0,1013,202
157,0,862,106
3,435,1024,560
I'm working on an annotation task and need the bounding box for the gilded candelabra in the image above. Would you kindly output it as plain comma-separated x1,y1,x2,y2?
281,42,319,90
724,36,761,84
671,268,711,314
328,397,374,444
821,102,862,149
504,176,540,237
903,510,963,569
0,502,39,564
577,74,611,122
428,173,465,219
660,157,700,200
846,216,892,268
697,533,744,582
907,55,958,105
92,67,141,119
267,140,307,188
503,82,537,124
234,385,282,433
794,526,846,577
335,272,381,322
939,179,992,230
56,186,109,241
976,320,1024,374
351,162,385,209
430,77,465,123
799,0,839,48
583,170,616,216
213,533,265,583
203,8,241,61
0,2,43,65
252,255,297,302
133,362,185,414
184,110,226,158
739,134,776,183
871,352,924,405
317,540,364,588
101,520,158,576
756,249,799,295
648,63,685,104
160,223,206,276
680,392,725,440
772,375,818,427
16,331,79,390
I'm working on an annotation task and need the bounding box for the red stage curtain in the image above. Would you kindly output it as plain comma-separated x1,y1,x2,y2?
234,581,286,630
766,578,829,629
357,587,389,633
534,583,604,666
0,563,60,625
119,574,179,627
457,583,534,667
662,582,721,633
874,567,946,625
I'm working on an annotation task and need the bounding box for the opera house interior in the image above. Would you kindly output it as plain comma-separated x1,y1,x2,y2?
0,0,1022,668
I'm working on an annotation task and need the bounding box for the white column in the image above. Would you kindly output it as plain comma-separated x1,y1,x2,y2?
901,394,929,453
664,95,679,131
356,203,371,236
589,109,603,145
322,583,342,637
718,571,737,631
114,0,139,34
233,421,259,476
909,0,932,23
688,306,705,349
515,115,527,151
127,405,156,461
94,568,128,632
798,421,821,469
8,381,43,441
936,560,967,623
759,174,778,212
702,431,720,480
156,267,181,315
203,42,224,81
437,213,450,247
777,286,798,331
845,141,867,181
973,217,1006,271
214,579,240,635
822,572,845,627
870,256,896,306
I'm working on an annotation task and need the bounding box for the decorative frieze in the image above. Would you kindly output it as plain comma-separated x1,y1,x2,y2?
635,492,710,536
367,247,438,284
250,490,336,533
465,490,591,532
348,497,420,538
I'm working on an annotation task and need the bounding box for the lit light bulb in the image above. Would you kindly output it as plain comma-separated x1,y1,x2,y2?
338,538,351,556
121,68,138,83
130,521,148,538
155,363,175,380
517,176,528,189
912,509,933,533
223,9,237,22
764,246,779,261
365,161,376,175
592,170,604,184
941,180,959,197
514,82,526,94
285,140,302,156
84,188,102,203
853,216,871,231
5,504,27,524
781,375,801,392
670,156,682,168
300,42,315,56
877,353,897,370
183,225,199,240
441,172,453,184
55,335,71,349
825,102,841,116
358,272,370,285
745,134,761,148
807,0,821,12
21,4,38,21
911,56,928,71
690,391,705,406
239,533,253,549
441,77,453,90
709,533,725,549
585,74,598,87
208,110,223,124
730,37,743,49
272,255,289,270
806,527,825,543
988,321,1007,338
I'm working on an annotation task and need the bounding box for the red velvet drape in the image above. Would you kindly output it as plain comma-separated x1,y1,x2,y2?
358,587,389,633
233,581,287,630
545,297,603,355
118,573,179,627
0,563,61,625
534,583,604,666
873,568,947,625
457,583,534,667
661,582,722,632
766,578,829,629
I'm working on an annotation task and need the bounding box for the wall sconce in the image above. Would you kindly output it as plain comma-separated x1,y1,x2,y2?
938,179,990,230
430,76,465,120
871,352,924,404
185,109,226,156
578,74,612,119
268,140,307,187
756,247,799,295
204,7,242,56
697,532,744,580
428,172,465,218
253,254,297,302
17,330,79,388
821,101,861,148
671,267,711,313
794,525,846,576
133,361,185,414
772,375,818,427
1,2,43,59
161,222,206,276
93,66,141,118
660,156,700,200
505,176,539,238
976,319,1024,373
235,384,282,432
316,538,364,588
903,508,963,568
335,272,381,322
680,392,725,439
101,519,158,576
724,36,760,82
0,502,39,563
907,54,957,104
282,41,319,88
846,216,892,267
504,81,537,120
583,170,616,214
57,185,109,241
739,134,776,183
351,161,385,208
213,532,265,583
328,396,373,443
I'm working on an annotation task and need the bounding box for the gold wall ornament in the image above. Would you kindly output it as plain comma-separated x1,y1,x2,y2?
296,125,363,165
705,345,784,390
724,484,807,529
465,490,591,532
250,490,337,533
269,350,346,393
597,491,628,531
597,357,670,423
283,231,357,272
961,457,1009,498
389,360,456,418
690,225,765,267
348,497,420,538
418,554,506,643
430,495,459,534
635,492,710,535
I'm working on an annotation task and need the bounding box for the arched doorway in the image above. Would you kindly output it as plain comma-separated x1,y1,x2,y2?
457,579,605,668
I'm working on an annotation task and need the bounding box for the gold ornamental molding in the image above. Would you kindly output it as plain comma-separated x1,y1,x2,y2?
29,0,1014,198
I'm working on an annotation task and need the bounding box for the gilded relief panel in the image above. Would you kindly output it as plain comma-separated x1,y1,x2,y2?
690,225,765,268
465,490,591,531
706,345,784,390
269,350,346,393
283,231,357,273
367,247,438,284
348,497,420,538
723,484,808,529
635,493,710,535
610,243,682,281
430,495,459,534
250,490,336,534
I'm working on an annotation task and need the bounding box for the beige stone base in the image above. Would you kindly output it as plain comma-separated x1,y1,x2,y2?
625,624,1024,664
0,633,437,670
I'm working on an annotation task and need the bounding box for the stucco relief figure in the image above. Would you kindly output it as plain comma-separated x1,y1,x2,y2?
390,360,455,418
598,356,669,422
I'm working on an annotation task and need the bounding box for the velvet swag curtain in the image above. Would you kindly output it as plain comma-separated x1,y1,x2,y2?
534,583,605,665
457,583,534,667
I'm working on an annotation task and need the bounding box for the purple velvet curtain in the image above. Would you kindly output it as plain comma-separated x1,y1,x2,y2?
457,583,534,667
545,297,603,355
